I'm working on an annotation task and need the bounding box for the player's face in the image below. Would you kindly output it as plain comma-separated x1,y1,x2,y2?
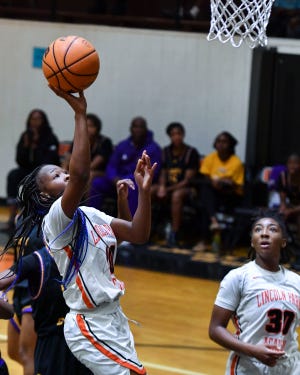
251,218,286,264
38,165,69,198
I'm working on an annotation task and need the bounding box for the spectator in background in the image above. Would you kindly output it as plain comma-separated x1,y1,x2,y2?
5,109,60,232
152,122,200,247
86,114,113,179
62,113,114,204
262,164,287,209
89,116,162,216
277,153,300,243
195,131,244,249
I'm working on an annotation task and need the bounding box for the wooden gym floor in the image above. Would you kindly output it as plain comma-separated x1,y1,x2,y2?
0,259,229,375
0,206,229,375
0,206,299,375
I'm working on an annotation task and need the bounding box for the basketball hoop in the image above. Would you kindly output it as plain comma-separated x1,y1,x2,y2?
207,0,275,48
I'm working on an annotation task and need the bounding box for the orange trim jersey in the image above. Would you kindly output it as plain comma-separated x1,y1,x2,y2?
215,261,300,374
42,197,124,311
42,198,146,375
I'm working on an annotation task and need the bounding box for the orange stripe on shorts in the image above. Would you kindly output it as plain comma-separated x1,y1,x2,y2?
76,314,146,374
230,354,239,375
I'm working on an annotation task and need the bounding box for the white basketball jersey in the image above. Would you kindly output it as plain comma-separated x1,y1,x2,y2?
215,260,300,354
43,197,125,311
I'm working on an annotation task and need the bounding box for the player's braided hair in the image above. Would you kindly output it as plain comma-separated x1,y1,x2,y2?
1,165,89,288
248,209,292,264
59,208,88,288
0,166,56,291
1,166,55,258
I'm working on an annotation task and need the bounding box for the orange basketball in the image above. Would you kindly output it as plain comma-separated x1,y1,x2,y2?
42,35,100,93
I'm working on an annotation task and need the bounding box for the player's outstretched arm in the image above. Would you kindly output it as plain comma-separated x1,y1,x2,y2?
49,86,90,218
116,179,134,221
111,151,157,243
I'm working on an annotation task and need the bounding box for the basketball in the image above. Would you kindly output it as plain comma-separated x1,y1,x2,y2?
42,35,100,93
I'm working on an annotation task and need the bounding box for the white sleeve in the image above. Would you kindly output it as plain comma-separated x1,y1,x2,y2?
214,268,242,312
42,197,74,250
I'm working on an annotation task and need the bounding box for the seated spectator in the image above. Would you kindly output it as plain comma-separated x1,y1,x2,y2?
152,122,200,247
86,114,113,178
195,131,244,249
5,109,60,232
262,164,287,208
276,153,300,242
89,116,162,216
62,113,113,203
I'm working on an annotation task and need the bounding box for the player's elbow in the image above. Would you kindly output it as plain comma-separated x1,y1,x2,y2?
132,230,150,245
208,324,217,342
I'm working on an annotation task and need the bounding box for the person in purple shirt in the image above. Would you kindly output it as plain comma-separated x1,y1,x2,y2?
89,116,162,215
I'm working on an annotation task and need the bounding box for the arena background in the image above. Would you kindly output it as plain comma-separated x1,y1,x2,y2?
0,17,299,198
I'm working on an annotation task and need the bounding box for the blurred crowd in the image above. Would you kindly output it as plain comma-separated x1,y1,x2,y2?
6,108,300,259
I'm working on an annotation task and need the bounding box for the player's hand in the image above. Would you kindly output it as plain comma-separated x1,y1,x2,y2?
250,344,285,367
49,85,87,115
116,179,135,200
134,150,157,192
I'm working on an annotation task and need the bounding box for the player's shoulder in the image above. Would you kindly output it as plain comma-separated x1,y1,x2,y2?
283,266,300,281
79,205,114,225
222,261,253,281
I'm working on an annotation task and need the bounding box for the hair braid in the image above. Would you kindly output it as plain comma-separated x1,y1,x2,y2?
1,166,55,259
61,209,88,288
1,165,90,289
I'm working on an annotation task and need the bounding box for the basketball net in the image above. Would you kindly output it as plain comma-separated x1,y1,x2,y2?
207,0,275,48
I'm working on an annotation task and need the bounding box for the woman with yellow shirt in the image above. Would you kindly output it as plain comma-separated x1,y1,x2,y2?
199,131,244,237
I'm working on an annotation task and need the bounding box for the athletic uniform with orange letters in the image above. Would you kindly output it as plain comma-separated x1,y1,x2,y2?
215,260,300,374
42,197,146,375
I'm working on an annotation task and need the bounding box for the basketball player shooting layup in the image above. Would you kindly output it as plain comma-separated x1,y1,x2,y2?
209,210,300,374
0,86,157,375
